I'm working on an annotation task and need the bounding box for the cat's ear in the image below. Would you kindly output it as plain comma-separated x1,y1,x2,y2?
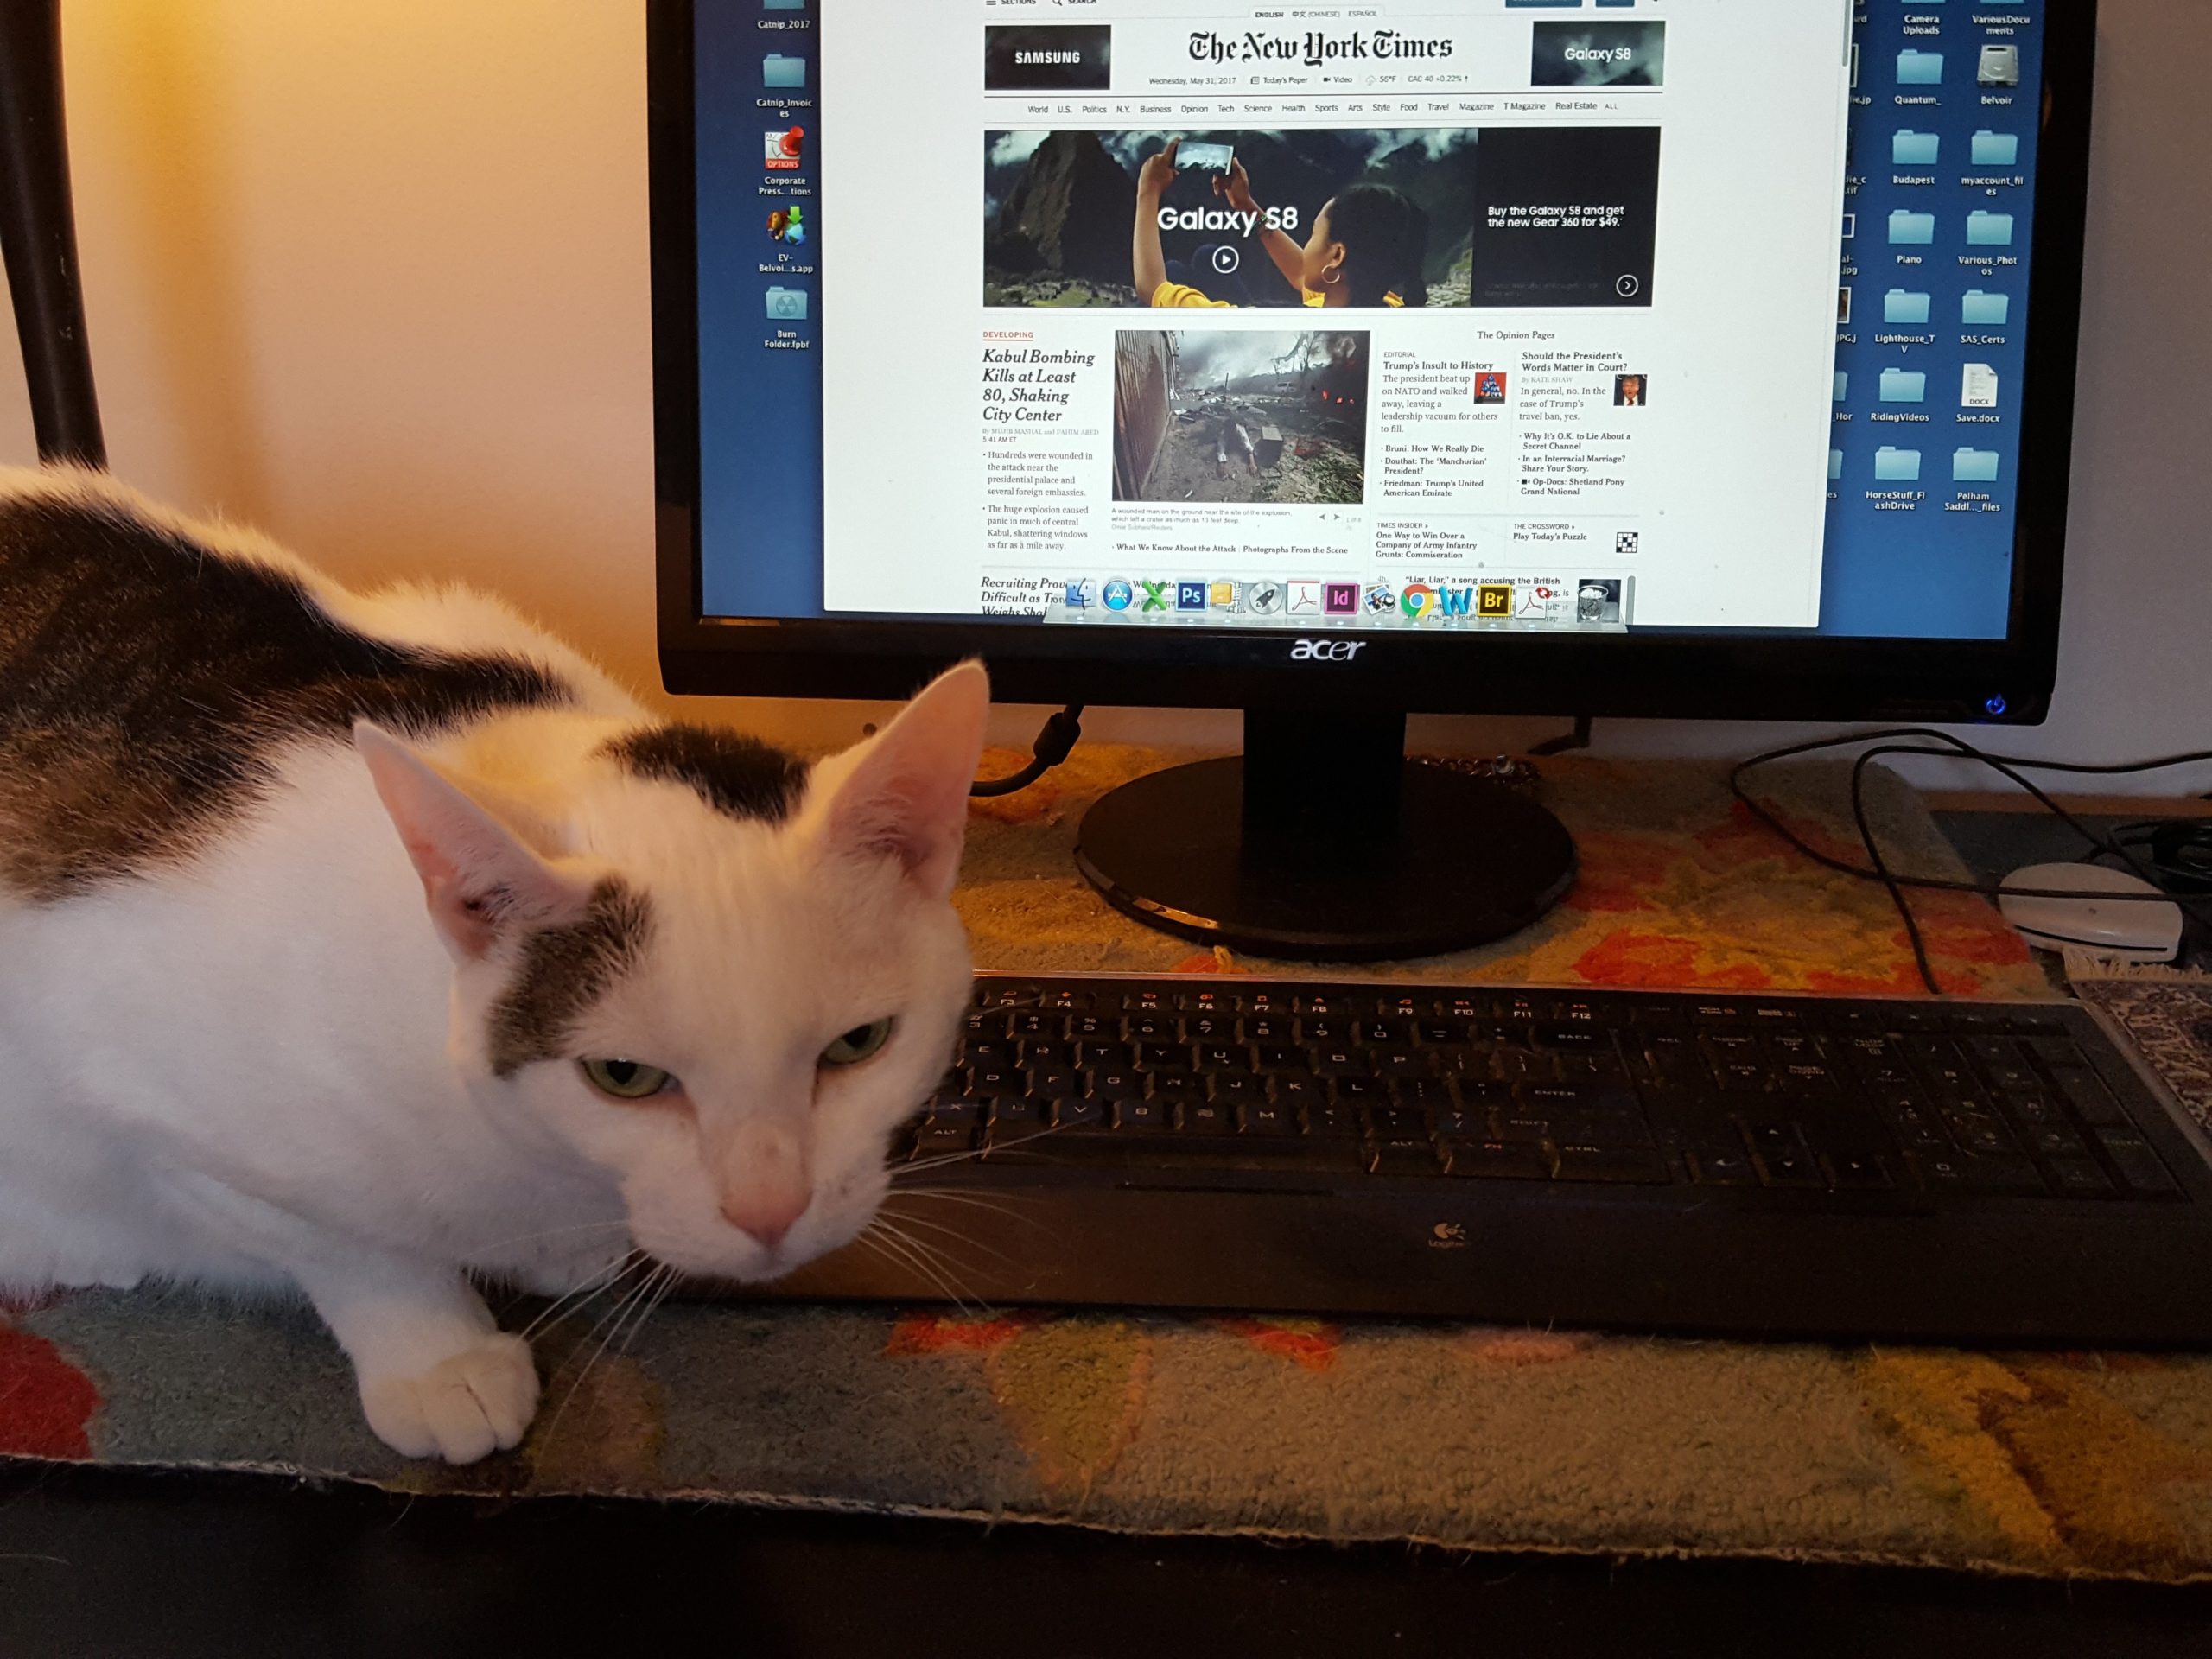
810,661,989,899
353,721,592,961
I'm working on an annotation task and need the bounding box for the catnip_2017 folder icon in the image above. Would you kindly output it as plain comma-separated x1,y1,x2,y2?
1897,49,1944,86
1961,289,2011,326
1967,211,2015,246
1875,447,1923,481
1892,130,1941,166
1885,289,1932,325
1889,210,1936,245
1879,368,1928,404
1971,130,2020,167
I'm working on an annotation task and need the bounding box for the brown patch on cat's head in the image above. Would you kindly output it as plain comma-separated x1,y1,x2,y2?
486,880,654,1077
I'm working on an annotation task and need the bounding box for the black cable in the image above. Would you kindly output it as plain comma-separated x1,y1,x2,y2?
970,704,1084,798
1731,727,2212,995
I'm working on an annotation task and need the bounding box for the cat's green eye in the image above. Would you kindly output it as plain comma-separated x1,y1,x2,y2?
579,1058,677,1101
820,1018,896,1068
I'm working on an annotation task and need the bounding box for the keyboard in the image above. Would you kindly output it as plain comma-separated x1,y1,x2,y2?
760,976,2212,1344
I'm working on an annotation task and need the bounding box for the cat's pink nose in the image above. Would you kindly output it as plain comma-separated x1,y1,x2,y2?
720,1188,807,1253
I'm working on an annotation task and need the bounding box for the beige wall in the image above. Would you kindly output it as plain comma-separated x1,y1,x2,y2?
3,0,2207,781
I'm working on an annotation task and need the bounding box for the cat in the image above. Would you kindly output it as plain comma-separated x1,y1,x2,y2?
0,465,988,1463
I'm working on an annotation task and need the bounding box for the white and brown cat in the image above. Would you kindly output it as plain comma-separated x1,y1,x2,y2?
0,466,987,1462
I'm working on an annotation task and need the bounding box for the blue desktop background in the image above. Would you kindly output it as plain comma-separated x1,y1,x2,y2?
693,0,2046,640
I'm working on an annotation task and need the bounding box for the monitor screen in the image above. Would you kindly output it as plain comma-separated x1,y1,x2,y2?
665,0,2074,701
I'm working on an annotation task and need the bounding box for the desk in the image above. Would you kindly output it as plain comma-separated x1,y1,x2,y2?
4,756,2210,1649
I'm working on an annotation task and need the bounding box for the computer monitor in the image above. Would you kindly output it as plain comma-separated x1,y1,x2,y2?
650,0,2094,960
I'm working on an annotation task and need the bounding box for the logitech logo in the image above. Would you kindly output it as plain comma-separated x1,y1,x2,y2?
1289,639,1367,662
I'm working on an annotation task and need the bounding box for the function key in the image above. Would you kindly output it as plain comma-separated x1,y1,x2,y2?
1176,989,1243,1013
1038,989,1093,1012
1556,1000,1600,1025
1688,1001,1749,1024
1498,995,1544,1023
977,983,1038,1008
1244,990,1289,1015
1376,994,1429,1019
1294,992,1347,1015
1745,1003,1802,1026
1630,1001,1687,1026
1122,989,1169,1013
1440,995,1488,1021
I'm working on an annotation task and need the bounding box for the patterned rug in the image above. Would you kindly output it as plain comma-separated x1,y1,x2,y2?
19,753,2212,1585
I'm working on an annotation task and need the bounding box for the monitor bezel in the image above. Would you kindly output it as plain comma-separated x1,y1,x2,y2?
650,0,2094,723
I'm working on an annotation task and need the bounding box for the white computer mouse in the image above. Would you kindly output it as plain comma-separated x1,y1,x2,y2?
1998,862,2184,963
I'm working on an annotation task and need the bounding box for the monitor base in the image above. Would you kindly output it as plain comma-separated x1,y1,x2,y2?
1073,711,1578,963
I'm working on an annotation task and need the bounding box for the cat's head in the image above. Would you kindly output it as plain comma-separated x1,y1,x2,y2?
354,662,989,1281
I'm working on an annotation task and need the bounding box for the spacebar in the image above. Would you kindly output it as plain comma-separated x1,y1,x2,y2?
987,1133,1365,1172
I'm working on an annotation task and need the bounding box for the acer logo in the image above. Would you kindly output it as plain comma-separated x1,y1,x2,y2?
1289,639,1366,662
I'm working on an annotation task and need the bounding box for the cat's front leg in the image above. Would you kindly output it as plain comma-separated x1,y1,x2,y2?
292,1252,540,1464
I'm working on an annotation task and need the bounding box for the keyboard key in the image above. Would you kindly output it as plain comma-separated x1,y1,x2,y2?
1825,1153,1894,1190
1008,1011,1056,1038
1445,1141,1555,1180
1125,1015,1177,1043
1389,1077,1455,1109
1313,1049,1370,1077
1134,1042,1193,1072
1366,1107,1430,1140
1242,1103,1299,1136
2023,1124,2087,1160
1180,1101,1236,1135
1242,1015,1293,1044
1371,1048,1434,1078
988,1097,1043,1128
1369,1138,1444,1177
965,1064,1026,1096
1752,1147,1824,1189
2044,1157,2113,1198
1910,1151,2044,1196
2050,1066,2131,1129
2096,1133,2179,1196
1052,1097,1107,1130
1330,1076,1389,1104
1206,1073,1264,1104
1306,1105,1365,1141
1115,1099,1173,1132
1555,1147,1670,1185
1149,1072,1203,1103
1688,1147,1758,1186
1088,1067,1143,1100
1255,1046,1313,1074
1176,991,1241,1014
912,1125,976,1160
1431,1106,1486,1138
1272,1075,1323,1109
1299,1017,1351,1045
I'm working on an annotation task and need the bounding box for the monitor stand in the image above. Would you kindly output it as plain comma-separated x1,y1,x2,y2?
1074,709,1578,963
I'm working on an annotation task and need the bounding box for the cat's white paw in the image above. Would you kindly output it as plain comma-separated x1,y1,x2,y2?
359,1332,540,1464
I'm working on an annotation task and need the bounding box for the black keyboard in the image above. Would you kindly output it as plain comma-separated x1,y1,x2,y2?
760,976,2212,1344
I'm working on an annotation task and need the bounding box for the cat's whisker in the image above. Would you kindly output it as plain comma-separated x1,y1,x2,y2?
868,1218,991,1317
468,1217,633,1257
543,1255,664,1445
869,1205,1018,1267
518,1247,645,1341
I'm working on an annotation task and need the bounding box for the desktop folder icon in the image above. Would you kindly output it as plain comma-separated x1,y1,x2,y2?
1888,210,1936,245
1953,448,2000,483
1967,210,2015,246
1897,49,1944,85
1891,130,1940,167
762,53,806,87
1884,289,1932,325
763,0,806,8
1971,130,2020,167
1879,368,1927,404
1961,289,2011,326
1829,448,1845,482
1834,371,1849,402
1875,447,1923,481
